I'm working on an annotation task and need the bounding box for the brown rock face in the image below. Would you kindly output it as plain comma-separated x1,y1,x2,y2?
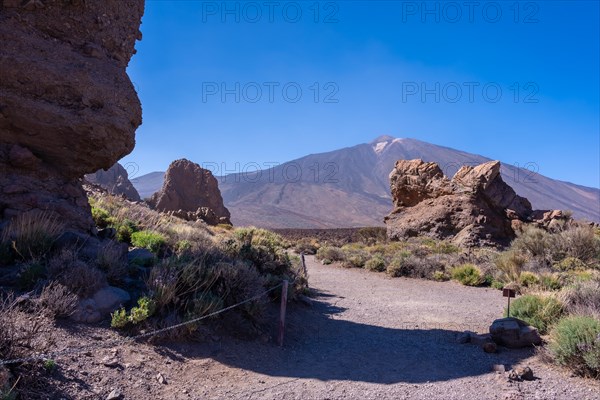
85,163,141,202
0,1,145,233
385,159,535,247
148,159,231,226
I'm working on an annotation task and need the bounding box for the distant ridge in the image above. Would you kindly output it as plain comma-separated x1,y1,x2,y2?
131,137,600,227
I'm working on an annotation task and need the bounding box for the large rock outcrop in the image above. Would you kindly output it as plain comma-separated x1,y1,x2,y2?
0,1,145,233
85,163,141,202
385,159,563,247
148,159,231,226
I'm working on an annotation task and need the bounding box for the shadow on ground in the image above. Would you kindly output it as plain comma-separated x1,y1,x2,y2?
161,289,536,385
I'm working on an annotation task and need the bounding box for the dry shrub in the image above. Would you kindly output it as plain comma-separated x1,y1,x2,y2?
353,227,387,245
0,211,64,260
0,295,54,363
214,261,266,318
315,246,345,263
38,281,78,319
559,281,600,319
47,250,106,297
147,257,220,316
555,226,600,266
167,223,213,254
495,250,527,283
386,254,444,279
294,238,320,255
96,243,128,285
512,226,553,262
341,248,370,268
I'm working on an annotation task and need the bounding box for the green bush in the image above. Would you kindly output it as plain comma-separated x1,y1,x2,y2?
129,297,156,324
386,257,408,277
505,294,563,334
539,273,564,291
131,230,166,253
432,241,460,254
111,297,156,328
43,359,57,372
111,308,128,328
341,248,369,268
491,280,505,290
316,246,345,262
234,227,289,253
364,256,386,272
91,206,112,229
115,219,139,243
519,271,540,287
385,252,414,277
553,257,586,272
549,316,600,378
432,270,449,282
451,264,483,286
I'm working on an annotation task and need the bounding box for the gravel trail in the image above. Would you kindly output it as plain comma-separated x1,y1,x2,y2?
45,256,600,399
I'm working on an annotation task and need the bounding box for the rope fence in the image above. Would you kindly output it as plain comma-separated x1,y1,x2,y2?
1,279,292,366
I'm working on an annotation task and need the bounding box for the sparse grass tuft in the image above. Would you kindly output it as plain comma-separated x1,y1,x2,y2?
0,211,64,260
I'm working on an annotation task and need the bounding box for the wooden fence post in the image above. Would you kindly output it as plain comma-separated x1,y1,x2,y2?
278,280,289,347
301,253,308,287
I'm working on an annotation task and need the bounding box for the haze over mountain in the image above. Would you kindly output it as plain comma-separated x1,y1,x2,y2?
131,137,600,228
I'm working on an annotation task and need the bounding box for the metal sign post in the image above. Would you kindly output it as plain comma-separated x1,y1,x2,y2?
503,288,516,317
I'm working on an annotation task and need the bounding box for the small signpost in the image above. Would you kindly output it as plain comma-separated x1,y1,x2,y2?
503,288,516,317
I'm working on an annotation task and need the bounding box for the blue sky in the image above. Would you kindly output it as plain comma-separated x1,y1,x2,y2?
123,0,599,188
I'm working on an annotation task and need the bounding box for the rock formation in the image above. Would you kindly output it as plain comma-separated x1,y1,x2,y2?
85,163,141,202
0,1,145,233
148,159,231,225
385,159,566,247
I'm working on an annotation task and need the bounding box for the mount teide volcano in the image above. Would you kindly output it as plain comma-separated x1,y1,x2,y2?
132,136,600,228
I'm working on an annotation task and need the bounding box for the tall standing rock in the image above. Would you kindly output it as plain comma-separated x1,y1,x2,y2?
385,160,535,247
0,1,145,233
85,163,141,202
148,159,231,225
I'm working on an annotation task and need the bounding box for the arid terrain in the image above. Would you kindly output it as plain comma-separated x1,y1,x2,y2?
27,256,599,400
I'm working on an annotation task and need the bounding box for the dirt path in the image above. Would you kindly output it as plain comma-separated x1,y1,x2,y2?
46,257,600,399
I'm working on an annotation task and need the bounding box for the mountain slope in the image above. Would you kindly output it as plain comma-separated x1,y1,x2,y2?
131,171,166,199
131,137,600,227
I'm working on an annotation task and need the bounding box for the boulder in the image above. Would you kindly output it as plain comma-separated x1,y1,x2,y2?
85,163,141,202
0,1,145,234
148,159,231,225
128,248,155,266
72,286,130,323
72,299,103,324
92,286,131,315
385,159,568,247
489,317,542,348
